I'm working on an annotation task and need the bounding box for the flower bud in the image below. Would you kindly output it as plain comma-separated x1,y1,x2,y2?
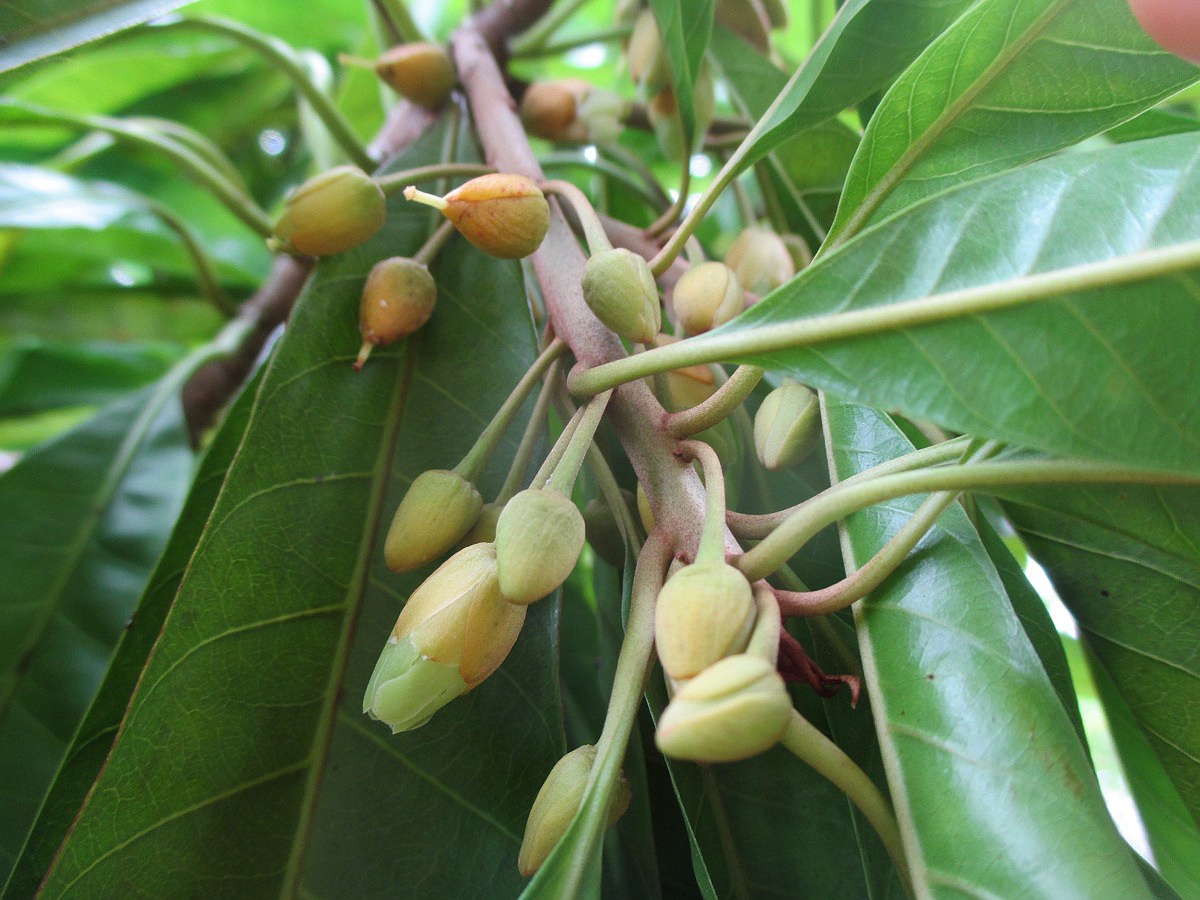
582,248,661,343
272,165,386,257
627,9,670,97
355,257,436,369
647,64,714,160
375,42,455,107
754,380,820,470
655,654,791,762
495,488,586,604
715,0,771,51
385,469,483,573
655,561,755,680
405,174,550,259
521,80,626,145
673,261,743,336
583,492,634,569
364,543,525,732
724,227,795,296
518,745,632,876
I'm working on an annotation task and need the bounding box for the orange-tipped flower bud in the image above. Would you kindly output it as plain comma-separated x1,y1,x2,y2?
405,174,550,259
375,42,456,107
356,257,436,369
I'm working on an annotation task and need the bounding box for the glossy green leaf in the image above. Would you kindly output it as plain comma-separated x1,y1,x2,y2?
0,370,194,881
710,0,975,189
1000,484,1200,829
1089,648,1200,898
0,0,195,75
0,289,224,345
38,126,561,898
2,368,259,900
695,133,1200,475
646,0,713,153
826,396,1147,897
826,0,1200,244
0,338,182,415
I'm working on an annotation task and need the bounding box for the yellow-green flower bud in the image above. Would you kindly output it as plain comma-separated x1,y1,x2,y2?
272,165,386,257
364,543,525,731
724,227,795,296
655,654,791,762
583,491,635,569
405,174,550,259
647,64,714,160
521,80,626,145
673,261,743,336
518,745,632,876
495,488,586,604
375,42,456,108
754,380,820,470
582,248,661,343
655,561,755,680
355,257,436,369
385,469,483,573
627,9,670,97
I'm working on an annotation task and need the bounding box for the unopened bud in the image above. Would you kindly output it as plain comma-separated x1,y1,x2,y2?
518,745,632,876
356,257,436,369
715,0,770,51
404,174,549,259
521,80,626,145
495,488,586,604
385,469,483,572
655,561,755,680
655,654,791,762
673,262,743,336
272,165,385,257
647,64,714,160
754,380,820,470
364,543,525,731
582,248,661,343
724,227,795,296
627,9,670,97
375,43,455,108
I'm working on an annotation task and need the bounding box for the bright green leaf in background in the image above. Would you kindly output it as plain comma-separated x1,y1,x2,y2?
645,0,713,153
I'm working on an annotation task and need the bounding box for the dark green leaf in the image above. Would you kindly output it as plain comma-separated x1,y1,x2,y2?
38,125,561,898
0,371,194,881
646,0,713,152
2,367,260,900
826,0,1200,244
0,337,182,415
698,133,1200,475
825,396,1148,897
1000,484,1200,829
0,0,196,75
1089,648,1200,898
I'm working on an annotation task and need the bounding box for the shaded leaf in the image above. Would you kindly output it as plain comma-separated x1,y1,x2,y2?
2,367,260,899
646,0,713,151
0,369,194,880
826,0,1200,244
0,0,195,75
1000,483,1200,829
825,396,1147,897
695,133,1200,476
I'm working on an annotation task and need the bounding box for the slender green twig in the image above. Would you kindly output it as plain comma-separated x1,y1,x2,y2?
150,16,374,170
574,237,1200,395
375,162,497,195
745,583,782,660
454,338,568,482
647,166,690,239
599,144,672,211
146,201,235,317
547,390,613,494
411,220,456,266
665,366,763,438
513,23,631,58
541,179,613,254
371,0,428,43
677,440,727,566
540,153,664,212
495,359,561,504
508,0,595,56
781,711,913,895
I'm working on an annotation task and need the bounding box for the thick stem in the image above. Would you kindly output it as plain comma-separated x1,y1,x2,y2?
574,238,1200,396
454,338,567,482
781,711,913,894
737,458,1200,581
664,366,763,438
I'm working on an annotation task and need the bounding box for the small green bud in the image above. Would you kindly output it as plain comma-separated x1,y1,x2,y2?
655,654,792,762
754,380,820,470
724,227,795,296
582,248,661,343
405,174,550,259
375,42,456,108
518,745,632,876
627,9,670,97
655,561,755,681
583,491,635,569
364,543,525,731
495,488,586,604
384,470,483,573
673,261,743,336
272,165,386,257
355,257,436,369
